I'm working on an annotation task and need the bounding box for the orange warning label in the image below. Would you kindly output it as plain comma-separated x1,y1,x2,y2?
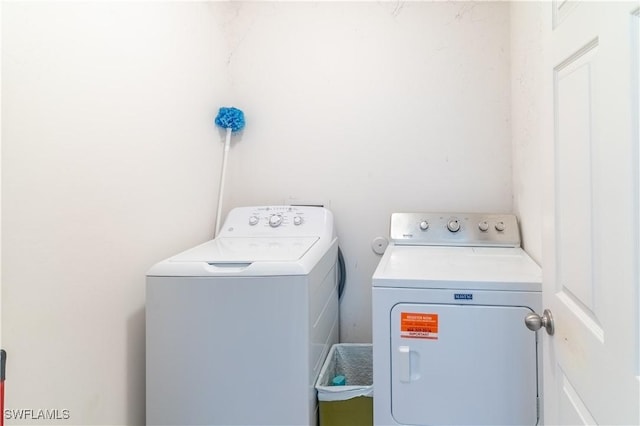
401,312,439,340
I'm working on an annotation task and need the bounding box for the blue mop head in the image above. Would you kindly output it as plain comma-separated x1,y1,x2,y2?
215,107,245,133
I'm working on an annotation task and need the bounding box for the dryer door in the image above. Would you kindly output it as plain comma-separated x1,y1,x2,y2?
390,303,538,425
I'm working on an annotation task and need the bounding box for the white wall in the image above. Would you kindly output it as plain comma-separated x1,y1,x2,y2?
2,2,512,425
510,1,548,264
222,1,512,342
2,2,227,425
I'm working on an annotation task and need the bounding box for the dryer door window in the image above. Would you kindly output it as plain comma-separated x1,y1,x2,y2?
390,303,538,426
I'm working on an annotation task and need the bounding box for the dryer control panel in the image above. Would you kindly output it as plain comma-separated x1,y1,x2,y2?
390,212,520,247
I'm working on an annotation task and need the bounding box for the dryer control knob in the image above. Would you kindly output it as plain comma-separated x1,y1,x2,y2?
495,221,505,232
269,214,283,228
419,221,429,231
447,219,461,233
249,216,259,226
478,221,489,232
293,216,303,226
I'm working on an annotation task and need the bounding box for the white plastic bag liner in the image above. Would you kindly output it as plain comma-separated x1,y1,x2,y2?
315,343,373,402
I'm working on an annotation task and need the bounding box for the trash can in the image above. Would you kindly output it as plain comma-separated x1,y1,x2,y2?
315,343,373,426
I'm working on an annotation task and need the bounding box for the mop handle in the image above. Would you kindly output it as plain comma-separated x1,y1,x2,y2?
214,128,232,236
0,349,5,382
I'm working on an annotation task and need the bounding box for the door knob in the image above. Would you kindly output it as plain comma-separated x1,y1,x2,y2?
524,309,555,335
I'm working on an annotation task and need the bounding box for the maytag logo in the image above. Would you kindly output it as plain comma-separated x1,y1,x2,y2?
454,293,473,300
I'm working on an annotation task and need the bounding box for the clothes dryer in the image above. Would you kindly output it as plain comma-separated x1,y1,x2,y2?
372,213,542,425
146,206,340,426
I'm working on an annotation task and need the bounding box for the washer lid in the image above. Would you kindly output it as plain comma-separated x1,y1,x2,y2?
372,245,541,291
169,237,319,263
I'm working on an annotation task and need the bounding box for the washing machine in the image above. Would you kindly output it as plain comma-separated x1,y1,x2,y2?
146,205,340,426
372,212,542,426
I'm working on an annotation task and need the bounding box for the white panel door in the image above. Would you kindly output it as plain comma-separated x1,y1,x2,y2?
543,1,640,424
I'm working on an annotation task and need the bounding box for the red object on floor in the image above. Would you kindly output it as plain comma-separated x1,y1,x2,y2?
1,349,6,426
1,380,4,426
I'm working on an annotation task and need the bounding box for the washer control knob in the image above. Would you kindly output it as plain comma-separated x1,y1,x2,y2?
249,216,259,226
478,221,489,232
419,221,429,231
269,214,283,228
293,216,303,226
495,221,505,232
447,219,461,233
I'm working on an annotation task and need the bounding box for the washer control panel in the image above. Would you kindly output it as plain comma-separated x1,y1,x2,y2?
218,205,334,238
246,206,304,229
389,212,520,247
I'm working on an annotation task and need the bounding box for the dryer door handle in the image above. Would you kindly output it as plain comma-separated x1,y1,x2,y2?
398,346,411,383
